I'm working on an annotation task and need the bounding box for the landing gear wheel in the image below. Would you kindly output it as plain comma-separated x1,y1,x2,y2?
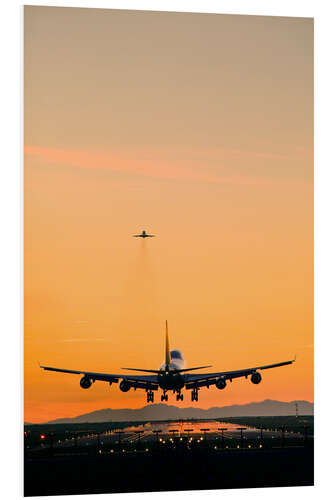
191,388,199,402
147,390,154,403
161,391,168,402
176,391,184,401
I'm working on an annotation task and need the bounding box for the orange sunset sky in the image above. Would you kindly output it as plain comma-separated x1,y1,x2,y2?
24,7,313,423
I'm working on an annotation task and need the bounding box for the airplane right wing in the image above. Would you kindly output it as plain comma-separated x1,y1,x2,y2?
183,359,295,389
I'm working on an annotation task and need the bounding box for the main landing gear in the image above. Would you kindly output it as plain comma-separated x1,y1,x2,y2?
176,389,183,401
161,390,168,402
191,388,199,402
147,390,154,403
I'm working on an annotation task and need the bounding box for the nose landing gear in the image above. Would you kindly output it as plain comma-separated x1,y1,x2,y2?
147,390,154,403
191,388,199,402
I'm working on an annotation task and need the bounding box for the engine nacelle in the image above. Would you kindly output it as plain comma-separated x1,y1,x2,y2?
119,380,131,392
250,372,262,385
216,378,227,390
80,376,92,389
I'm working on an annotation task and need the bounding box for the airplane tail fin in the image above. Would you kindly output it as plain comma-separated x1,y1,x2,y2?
165,320,171,368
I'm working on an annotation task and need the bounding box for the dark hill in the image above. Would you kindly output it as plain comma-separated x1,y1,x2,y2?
45,399,313,424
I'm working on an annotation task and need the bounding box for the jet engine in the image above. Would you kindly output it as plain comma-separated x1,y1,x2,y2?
80,375,92,389
119,380,131,392
216,378,227,390
250,372,262,384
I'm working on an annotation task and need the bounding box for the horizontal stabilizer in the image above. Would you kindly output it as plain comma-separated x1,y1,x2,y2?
174,365,212,373
121,367,161,374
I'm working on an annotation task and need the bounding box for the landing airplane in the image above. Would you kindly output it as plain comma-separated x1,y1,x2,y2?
133,230,155,238
40,321,295,403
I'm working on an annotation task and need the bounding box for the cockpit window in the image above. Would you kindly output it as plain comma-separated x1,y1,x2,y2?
170,350,183,360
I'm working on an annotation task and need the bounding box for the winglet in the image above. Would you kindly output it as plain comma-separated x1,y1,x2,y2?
165,320,171,368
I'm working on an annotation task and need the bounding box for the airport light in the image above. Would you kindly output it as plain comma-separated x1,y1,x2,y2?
184,429,193,441
134,430,143,447
152,430,162,442
236,427,247,448
218,427,228,448
200,428,210,441
303,426,309,446
280,426,286,448
114,431,125,449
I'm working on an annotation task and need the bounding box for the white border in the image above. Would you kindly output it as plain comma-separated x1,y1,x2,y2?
1,1,332,499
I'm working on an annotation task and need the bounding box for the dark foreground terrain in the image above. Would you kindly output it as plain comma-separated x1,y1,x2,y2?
25,446,313,496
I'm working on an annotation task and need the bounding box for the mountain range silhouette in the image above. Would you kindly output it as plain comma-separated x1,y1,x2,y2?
41,399,313,424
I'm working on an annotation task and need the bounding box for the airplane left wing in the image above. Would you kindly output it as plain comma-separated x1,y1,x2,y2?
40,365,159,390
184,359,295,389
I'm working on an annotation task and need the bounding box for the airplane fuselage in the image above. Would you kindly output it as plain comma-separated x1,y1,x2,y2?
158,350,185,390
158,370,185,390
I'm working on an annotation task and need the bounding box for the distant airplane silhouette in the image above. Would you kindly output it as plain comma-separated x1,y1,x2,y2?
40,321,295,404
133,230,155,238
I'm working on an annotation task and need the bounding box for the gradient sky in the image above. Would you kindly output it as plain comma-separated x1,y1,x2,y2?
24,6,313,423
